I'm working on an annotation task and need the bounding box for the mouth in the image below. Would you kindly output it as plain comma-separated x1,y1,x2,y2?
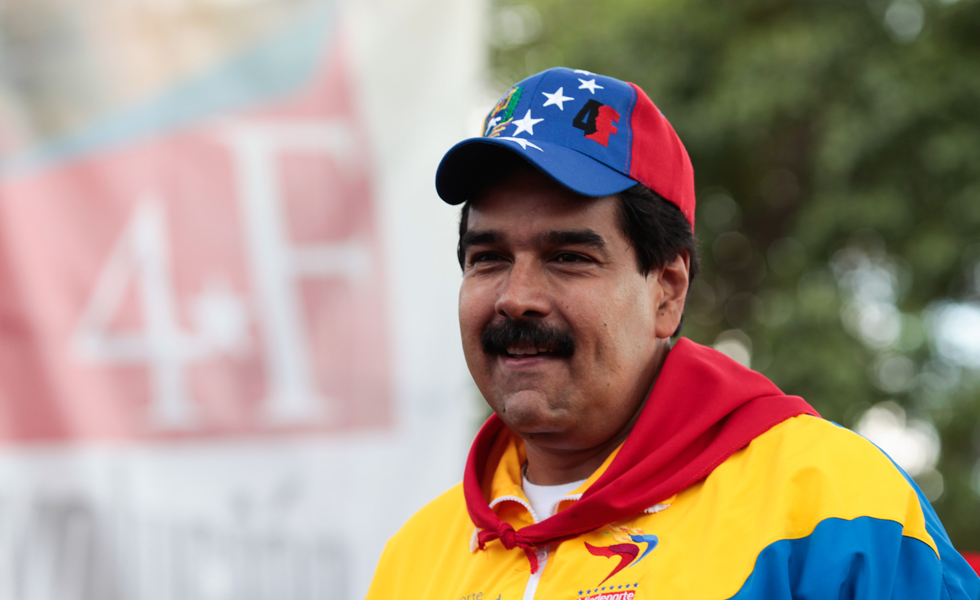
481,318,576,360
504,344,561,358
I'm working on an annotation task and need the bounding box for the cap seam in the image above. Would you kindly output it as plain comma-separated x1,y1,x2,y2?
518,73,551,138
623,83,638,176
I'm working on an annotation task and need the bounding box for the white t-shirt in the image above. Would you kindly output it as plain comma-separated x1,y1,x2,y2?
522,473,587,521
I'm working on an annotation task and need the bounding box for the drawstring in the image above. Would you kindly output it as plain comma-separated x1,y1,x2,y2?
478,525,541,573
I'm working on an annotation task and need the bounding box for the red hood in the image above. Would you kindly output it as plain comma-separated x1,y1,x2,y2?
463,337,819,572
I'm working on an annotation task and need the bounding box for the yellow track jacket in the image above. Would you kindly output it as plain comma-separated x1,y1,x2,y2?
366,414,979,600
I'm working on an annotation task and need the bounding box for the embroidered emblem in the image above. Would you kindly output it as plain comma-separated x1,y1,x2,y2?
584,526,658,585
577,583,640,600
484,86,523,138
584,543,637,584
572,99,620,147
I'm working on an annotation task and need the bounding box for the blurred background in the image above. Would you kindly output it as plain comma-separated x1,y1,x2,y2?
0,0,978,597
0,0,481,597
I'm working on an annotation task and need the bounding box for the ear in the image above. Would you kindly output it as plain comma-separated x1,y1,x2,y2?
651,251,691,339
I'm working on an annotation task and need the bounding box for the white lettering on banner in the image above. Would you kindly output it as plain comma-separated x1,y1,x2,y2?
0,496,347,600
70,119,375,432
216,120,372,424
72,197,251,429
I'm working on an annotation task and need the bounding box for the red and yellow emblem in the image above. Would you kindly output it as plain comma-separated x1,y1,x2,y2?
584,525,658,585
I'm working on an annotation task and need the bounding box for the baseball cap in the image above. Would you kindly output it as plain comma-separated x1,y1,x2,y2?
435,67,695,229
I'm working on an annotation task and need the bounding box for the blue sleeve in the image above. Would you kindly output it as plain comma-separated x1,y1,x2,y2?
728,476,980,600
898,468,980,600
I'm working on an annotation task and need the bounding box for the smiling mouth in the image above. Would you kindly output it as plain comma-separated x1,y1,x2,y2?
481,318,576,358
504,345,560,358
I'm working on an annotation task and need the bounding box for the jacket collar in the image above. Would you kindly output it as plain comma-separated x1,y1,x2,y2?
463,338,820,573
484,431,623,526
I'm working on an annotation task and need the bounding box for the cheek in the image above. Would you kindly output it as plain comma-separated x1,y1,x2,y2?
458,290,476,342
589,281,657,356
458,281,493,351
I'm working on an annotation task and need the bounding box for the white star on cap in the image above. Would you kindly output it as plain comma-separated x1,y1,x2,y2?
578,78,604,94
511,109,544,136
541,87,574,110
574,69,595,76
498,137,543,151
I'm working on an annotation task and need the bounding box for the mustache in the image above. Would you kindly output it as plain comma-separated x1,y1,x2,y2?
480,319,576,357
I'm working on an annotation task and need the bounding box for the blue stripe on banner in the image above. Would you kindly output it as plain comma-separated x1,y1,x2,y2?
2,3,333,178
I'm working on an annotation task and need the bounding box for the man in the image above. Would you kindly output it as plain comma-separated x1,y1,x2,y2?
366,68,980,599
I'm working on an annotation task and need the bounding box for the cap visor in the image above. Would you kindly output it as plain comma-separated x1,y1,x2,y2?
435,137,638,205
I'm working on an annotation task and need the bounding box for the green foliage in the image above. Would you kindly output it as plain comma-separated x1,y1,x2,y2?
492,0,980,549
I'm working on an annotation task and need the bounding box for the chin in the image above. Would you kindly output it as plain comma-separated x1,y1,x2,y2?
494,389,564,433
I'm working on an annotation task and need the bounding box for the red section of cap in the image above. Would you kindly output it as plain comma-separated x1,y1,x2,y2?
963,552,980,575
626,83,695,231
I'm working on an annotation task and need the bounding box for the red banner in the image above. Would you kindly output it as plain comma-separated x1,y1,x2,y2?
0,43,391,441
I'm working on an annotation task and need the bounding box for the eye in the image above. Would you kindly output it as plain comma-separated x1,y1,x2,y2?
468,251,504,266
554,252,592,263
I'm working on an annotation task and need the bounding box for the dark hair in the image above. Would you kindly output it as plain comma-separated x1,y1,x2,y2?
615,184,700,281
456,182,700,336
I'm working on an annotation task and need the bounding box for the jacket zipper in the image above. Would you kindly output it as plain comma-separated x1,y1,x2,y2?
522,547,549,600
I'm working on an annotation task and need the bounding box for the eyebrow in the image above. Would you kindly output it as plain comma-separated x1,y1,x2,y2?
460,228,608,256
459,230,501,255
540,229,607,251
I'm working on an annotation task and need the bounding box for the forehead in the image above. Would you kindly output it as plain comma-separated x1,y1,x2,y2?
468,169,622,236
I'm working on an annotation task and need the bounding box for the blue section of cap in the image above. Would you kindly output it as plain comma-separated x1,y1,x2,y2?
438,67,640,203
436,136,638,204
508,68,637,173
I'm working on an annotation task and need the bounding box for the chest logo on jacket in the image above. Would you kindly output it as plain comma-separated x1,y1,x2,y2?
583,525,658,585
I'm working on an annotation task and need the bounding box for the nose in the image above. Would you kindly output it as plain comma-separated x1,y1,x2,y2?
494,257,552,319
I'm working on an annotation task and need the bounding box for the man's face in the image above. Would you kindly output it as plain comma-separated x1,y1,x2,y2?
458,168,683,453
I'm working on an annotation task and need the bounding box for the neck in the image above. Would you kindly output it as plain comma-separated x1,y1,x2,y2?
522,339,670,486
523,427,631,485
